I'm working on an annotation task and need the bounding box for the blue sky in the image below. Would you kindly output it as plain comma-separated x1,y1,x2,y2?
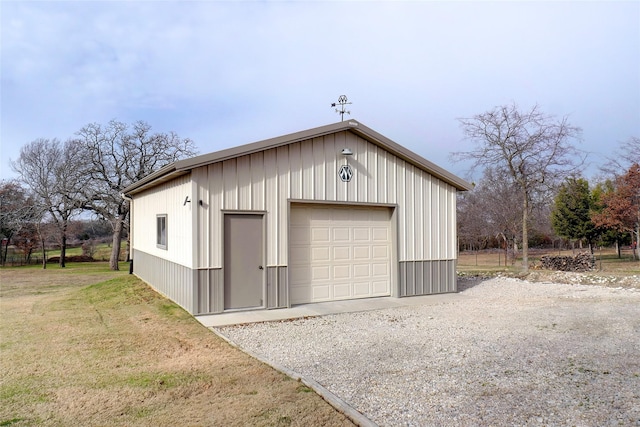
2,1,639,182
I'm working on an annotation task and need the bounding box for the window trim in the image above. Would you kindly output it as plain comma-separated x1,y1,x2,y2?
156,214,167,250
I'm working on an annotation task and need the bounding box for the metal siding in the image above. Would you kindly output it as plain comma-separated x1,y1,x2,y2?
301,139,314,200
133,249,195,313
277,146,290,263
414,170,424,260
367,145,378,203
195,268,223,314
289,144,303,199
251,152,265,210
313,137,326,200
237,155,252,210
210,163,223,268
185,129,461,309
264,149,279,266
266,266,288,309
399,260,456,297
131,175,193,268
223,159,238,210
323,133,337,201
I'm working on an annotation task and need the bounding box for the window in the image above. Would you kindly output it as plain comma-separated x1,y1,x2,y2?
156,214,167,249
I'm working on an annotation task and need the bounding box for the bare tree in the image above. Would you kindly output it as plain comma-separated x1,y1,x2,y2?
11,138,88,267
0,180,38,265
600,136,640,177
75,120,197,270
453,103,583,272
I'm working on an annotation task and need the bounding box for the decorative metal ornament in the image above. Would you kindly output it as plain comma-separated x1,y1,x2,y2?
331,95,352,121
338,164,353,182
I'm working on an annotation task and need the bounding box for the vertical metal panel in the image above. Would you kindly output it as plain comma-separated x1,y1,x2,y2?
133,249,195,313
414,170,424,260
237,155,252,210
277,146,290,263
251,152,265,210
289,144,302,200
266,266,288,309
323,133,337,201
313,137,326,200
301,139,314,200
367,144,378,203
193,167,209,268
209,163,223,268
377,148,388,204
223,158,238,210
398,260,456,296
196,268,223,314
264,149,279,266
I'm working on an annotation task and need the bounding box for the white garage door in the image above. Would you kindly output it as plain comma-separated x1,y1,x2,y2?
289,204,392,304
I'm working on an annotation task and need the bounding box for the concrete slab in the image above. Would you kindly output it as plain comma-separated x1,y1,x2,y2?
196,292,466,327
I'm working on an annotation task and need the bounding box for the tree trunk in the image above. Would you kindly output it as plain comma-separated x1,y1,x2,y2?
1,236,9,266
60,233,66,268
522,198,529,273
37,222,46,269
109,215,125,271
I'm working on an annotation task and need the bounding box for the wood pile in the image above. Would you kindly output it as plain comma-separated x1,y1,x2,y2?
539,252,595,272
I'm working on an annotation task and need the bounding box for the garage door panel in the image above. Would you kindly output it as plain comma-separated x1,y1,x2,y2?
372,245,389,259
290,205,392,304
333,246,351,260
372,262,389,276
311,247,330,261
333,227,350,241
372,227,389,240
353,246,370,259
373,280,390,294
353,227,370,241
333,265,351,279
311,265,330,280
353,282,371,297
353,263,370,278
312,285,330,300
333,284,351,298
312,227,330,242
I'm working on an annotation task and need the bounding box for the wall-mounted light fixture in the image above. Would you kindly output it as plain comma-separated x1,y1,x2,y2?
341,148,353,156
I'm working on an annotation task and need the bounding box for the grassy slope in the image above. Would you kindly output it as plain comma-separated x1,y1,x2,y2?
0,264,354,427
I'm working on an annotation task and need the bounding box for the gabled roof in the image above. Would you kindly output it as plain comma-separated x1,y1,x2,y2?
122,119,472,196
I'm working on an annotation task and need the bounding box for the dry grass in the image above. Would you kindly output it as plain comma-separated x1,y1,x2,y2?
0,264,354,427
458,247,640,288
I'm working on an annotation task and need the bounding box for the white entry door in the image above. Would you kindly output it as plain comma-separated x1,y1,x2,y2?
289,204,392,304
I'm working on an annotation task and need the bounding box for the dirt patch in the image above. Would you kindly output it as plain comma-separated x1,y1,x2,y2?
0,265,354,427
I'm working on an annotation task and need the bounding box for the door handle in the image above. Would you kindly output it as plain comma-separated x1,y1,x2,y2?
258,265,264,270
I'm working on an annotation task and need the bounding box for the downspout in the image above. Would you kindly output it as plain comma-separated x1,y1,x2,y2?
122,193,134,274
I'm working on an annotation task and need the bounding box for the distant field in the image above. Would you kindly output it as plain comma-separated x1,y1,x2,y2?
2,242,126,266
458,247,639,275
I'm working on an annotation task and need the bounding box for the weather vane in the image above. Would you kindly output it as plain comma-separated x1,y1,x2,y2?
331,95,352,121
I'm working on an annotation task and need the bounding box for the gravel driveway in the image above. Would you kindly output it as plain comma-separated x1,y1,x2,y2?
217,277,640,426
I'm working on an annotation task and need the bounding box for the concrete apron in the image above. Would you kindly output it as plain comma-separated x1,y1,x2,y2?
196,292,465,328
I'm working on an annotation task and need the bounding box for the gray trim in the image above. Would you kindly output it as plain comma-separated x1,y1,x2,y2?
399,260,457,297
266,266,289,309
133,249,195,314
123,120,472,196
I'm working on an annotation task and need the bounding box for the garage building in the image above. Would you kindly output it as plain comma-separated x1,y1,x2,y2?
123,120,472,315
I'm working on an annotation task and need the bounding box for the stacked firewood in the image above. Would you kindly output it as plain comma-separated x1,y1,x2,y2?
539,252,595,272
